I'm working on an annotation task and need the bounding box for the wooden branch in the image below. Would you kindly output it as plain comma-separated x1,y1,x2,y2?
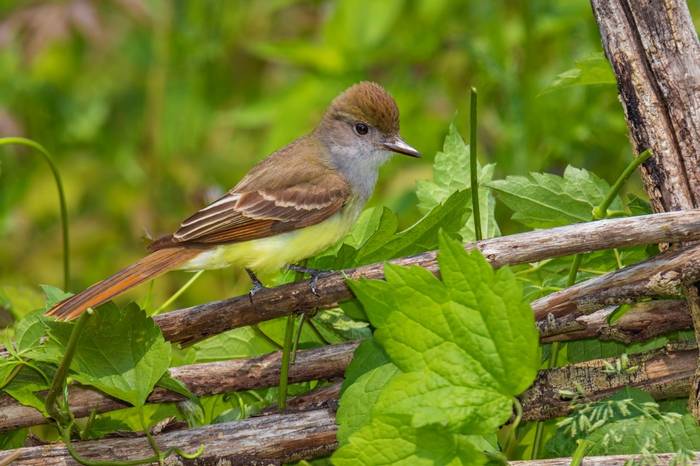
511,452,700,465
154,211,700,346
539,299,691,343
532,243,700,321
0,341,357,432
520,346,695,422
591,0,700,212
0,408,338,466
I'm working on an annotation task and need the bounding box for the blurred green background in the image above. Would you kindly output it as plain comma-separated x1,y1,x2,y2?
1,0,697,313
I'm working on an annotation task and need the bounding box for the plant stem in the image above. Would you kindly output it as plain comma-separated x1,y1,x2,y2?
45,312,91,424
469,87,483,241
278,313,295,411
503,397,523,458
566,253,583,287
291,313,306,364
592,149,652,220
0,137,70,289
152,270,204,315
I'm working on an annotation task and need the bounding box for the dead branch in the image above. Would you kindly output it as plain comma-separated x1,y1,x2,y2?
511,452,700,465
0,408,338,466
0,342,356,432
520,346,695,422
539,299,691,343
154,211,700,346
532,243,700,321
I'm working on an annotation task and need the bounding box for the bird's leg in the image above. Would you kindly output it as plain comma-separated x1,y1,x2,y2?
287,264,334,296
245,268,266,301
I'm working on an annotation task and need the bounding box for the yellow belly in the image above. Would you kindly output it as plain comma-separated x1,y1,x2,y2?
179,211,355,276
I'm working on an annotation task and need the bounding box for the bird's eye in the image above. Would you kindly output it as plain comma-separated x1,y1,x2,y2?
354,122,369,135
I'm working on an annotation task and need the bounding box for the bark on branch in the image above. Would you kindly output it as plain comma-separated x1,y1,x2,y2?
0,409,338,465
154,211,700,346
0,342,357,432
511,452,700,465
532,243,700,321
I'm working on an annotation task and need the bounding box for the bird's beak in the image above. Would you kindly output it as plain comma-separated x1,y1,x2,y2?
383,137,421,158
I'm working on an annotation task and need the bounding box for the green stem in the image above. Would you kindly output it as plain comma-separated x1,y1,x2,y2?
152,270,204,315
570,439,592,466
278,314,295,411
469,87,482,241
503,397,523,458
45,312,91,424
0,137,70,289
592,149,652,220
567,253,583,287
291,313,306,364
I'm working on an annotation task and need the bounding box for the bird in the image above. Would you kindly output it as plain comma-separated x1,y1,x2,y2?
45,81,420,320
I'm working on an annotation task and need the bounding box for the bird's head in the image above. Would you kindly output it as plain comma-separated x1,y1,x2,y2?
317,81,420,167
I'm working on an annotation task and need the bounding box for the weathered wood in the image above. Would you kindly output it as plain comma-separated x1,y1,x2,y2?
591,0,700,212
539,299,691,343
0,409,338,466
0,341,357,432
511,452,700,465
520,346,695,422
532,243,700,321
154,211,700,345
592,0,700,422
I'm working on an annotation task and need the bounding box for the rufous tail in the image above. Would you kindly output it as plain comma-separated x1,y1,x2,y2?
45,247,200,320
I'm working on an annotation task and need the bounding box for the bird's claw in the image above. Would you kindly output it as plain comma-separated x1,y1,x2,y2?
287,265,334,297
246,268,267,303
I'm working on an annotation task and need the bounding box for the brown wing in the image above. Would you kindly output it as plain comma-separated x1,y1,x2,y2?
150,139,351,250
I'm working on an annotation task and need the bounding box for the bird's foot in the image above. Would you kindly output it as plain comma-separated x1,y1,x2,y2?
246,268,267,302
287,265,334,296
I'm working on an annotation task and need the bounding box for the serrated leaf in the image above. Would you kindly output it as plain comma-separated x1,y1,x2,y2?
312,309,371,342
193,326,278,362
3,363,54,415
337,363,400,444
39,285,72,310
341,338,391,394
416,123,499,240
42,303,171,407
315,190,469,270
542,54,616,94
336,233,539,464
333,414,486,466
488,165,621,228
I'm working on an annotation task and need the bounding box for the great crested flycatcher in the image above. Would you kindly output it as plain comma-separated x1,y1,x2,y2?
46,81,420,320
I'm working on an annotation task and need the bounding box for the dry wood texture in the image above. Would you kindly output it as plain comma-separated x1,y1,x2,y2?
592,0,700,420
532,243,700,321
0,341,356,432
0,409,338,465
154,211,700,346
520,345,695,421
591,0,700,212
511,452,700,465
539,299,691,343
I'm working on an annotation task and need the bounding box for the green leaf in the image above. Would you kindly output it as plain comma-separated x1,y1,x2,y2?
42,303,171,407
337,363,400,444
39,284,72,310
315,190,469,270
488,165,621,228
312,309,371,342
0,428,28,450
335,233,540,464
193,326,279,362
541,54,616,94
14,310,47,352
333,414,486,466
341,338,391,394
416,123,499,239
3,363,54,415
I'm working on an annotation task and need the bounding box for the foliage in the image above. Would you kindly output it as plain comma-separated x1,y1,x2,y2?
2,1,700,463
